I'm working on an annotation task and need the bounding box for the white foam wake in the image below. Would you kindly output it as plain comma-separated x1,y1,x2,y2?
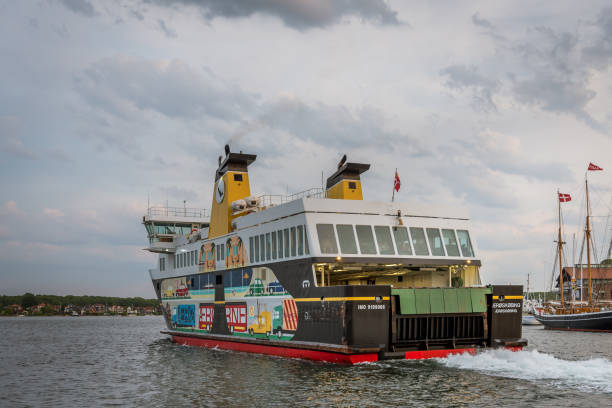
437,349,612,393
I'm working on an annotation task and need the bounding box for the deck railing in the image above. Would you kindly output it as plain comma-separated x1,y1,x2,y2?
257,187,325,207
147,206,209,218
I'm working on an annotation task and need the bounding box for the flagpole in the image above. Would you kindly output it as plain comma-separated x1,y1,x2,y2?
392,168,396,202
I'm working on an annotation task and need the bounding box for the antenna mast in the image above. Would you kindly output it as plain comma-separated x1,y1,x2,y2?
586,178,593,307
557,189,565,308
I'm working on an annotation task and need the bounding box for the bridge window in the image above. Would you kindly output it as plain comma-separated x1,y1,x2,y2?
316,224,338,254
457,230,474,257
297,225,304,256
410,227,429,256
426,228,445,256
304,225,310,255
356,225,377,254
278,230,284,259
290,226,297,257
392,226,412,255
259,235,265,262
374,226,395,255
336,225,358,254
283,229,289,257
272,231,277,260
266,233,271,261
254,236,260,262
249,237,254,262
442,229,460,256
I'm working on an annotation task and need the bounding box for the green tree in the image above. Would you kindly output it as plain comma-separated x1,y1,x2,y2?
21,293,37,309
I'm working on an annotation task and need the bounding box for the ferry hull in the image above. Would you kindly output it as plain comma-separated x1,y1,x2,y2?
534,310,612,332
168,331,522,364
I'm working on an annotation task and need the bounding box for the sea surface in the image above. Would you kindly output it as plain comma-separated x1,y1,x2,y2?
1,316,611,407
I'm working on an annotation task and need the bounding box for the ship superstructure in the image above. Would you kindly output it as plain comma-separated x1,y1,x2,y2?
144,146,526,363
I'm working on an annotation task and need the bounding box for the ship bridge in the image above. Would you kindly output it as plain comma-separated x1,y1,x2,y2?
143,206,210,254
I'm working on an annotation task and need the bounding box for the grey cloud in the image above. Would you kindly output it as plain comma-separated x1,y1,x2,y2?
146,0,401,30
158,19,177,38
472,12,493,29
582,7,612,70
440,65,499,112
75,56,256,121
58,0,97,17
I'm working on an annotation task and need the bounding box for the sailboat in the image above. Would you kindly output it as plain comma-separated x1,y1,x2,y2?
535,164,612,331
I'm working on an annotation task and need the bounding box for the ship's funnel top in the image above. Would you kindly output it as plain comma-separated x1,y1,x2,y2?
325,157,370,200
214,147,257,182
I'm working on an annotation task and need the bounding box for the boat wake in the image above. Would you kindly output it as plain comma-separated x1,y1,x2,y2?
437,349,612,393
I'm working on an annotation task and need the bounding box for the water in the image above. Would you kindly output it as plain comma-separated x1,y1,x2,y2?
1,317,611,407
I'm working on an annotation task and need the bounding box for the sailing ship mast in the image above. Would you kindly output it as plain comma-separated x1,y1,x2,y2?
585,178,593,307
557,189,565,309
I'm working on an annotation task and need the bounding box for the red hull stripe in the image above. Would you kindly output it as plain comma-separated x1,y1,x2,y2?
171,336,524,363
172,335,377,364
404,348,476,359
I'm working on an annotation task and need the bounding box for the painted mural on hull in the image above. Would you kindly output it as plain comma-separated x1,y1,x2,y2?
161,267,298,341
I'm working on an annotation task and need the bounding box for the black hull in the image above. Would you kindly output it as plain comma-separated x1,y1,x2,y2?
534,310,612,332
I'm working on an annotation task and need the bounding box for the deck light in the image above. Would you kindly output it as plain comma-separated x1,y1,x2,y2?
466,260,471,264
336,256,342,261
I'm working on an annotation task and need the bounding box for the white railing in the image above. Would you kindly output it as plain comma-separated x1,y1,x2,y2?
257,187,325,207
147,206,209,218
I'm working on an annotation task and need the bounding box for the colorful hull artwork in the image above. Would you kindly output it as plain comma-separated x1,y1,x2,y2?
162,267,298,341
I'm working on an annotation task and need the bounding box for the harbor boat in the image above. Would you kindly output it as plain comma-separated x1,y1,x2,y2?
144,146,526,363
535,167,612,331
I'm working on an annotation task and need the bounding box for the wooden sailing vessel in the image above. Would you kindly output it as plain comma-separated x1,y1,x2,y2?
536,167,612,331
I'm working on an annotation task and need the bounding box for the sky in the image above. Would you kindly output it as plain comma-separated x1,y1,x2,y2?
1,0,612,297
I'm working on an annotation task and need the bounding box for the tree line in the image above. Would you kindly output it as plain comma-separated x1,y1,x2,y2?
1,293,159,309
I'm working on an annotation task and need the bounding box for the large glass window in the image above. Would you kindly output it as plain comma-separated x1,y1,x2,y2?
304,225,310,255
392,226,412,255
426,228,445,256
374,226,396,255
316,224,338,254
249,237,254,262
254,236,260,262
283,229,290,257
278,230,284,259
290,226,297,257
297,225,304,256
356,225,377,254
336,225,358,254
410,227,430,256
259,235,265,262
266,233,271,261
457,230,475,257
272,231,277,260
442,229,460,256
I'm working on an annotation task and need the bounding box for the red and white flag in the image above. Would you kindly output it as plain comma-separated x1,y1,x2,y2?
558,193,571,203
394,170,401,192
588,162,603,171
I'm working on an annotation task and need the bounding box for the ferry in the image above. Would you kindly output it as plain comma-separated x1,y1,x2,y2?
144,146,526,363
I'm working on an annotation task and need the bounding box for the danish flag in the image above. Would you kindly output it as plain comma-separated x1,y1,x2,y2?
588,162,603,171
394,170,401,192
558,193,571,203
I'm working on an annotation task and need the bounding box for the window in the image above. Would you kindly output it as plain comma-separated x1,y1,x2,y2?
457,230,475,257
356,225,377,254
216,274,223,285
426,228,445,256
290,226,297,257
220,244,225,260
191,251,195,266
304,225,310,255
278,230,284,259
336,225,358,254
159,258,165,271
254,236,260,262
216,246,220,261
188,275,198,290
374,226,395,255
316,224,338,254
233,174,243,181
442,229,460,256
284,229,290,257
266,233,271,261
410,227,430,256
272,231,277,260
249,237,254,262
297,225,304,256
259,235,265,262
348,181,357,189
392,226,412,255
178,253,182,268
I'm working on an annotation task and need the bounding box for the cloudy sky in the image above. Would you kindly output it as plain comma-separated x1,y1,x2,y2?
1,0,612,297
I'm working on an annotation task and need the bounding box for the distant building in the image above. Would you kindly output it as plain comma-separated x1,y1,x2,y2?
562,265,612,301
